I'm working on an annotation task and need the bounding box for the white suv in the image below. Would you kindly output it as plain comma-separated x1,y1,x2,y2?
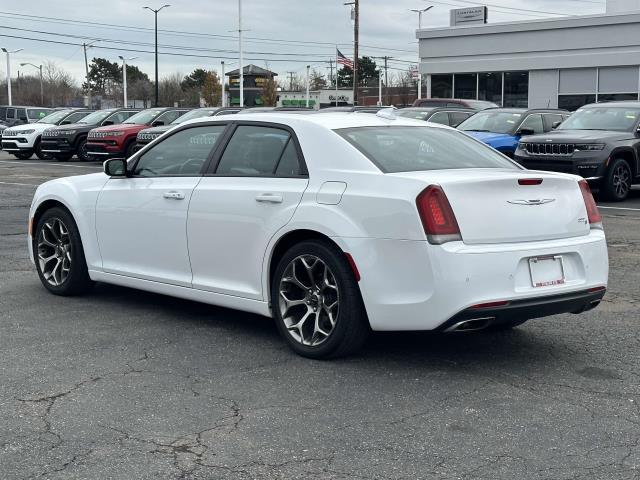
1,109,92,160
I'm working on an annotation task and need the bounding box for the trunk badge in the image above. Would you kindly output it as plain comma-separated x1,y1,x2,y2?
508,199,556,205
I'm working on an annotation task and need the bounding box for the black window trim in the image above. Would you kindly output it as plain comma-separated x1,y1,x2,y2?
127,121,233,178
205,120,309,179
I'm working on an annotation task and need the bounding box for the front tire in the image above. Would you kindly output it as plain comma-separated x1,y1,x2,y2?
14,150,33,160
271,240,369,359
76,138,91,161
34,207,94,296
602,158,632,201
34,139,51,160
124,140,137,159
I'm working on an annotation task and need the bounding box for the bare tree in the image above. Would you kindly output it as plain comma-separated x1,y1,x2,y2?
158,73,184,107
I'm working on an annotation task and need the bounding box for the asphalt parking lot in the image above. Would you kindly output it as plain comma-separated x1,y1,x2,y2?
1,151,639,480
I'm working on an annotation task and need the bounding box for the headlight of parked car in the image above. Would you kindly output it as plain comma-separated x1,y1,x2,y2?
7,129,36,136
107,131,126,137
58,130,77,135
574,144,605,151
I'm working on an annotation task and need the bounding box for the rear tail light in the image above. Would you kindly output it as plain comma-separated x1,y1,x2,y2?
578,180,602,229
518,178,543,185
416,185,462,244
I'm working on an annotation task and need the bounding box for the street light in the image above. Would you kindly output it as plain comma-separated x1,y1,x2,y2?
305,65,310,108
410,5,433,99
238,0,244,108
377,69,382,106
1,48,23,106
143,4,170,107
118,56,139,108
20,62,43,106
83,40,99,108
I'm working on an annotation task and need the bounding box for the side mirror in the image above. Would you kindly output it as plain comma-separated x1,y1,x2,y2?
551,121,562,129
104,158,128,177
151,120,164,127
517,128,535,137
101,120,114,126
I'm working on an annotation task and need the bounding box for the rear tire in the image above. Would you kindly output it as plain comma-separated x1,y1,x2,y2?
271,240,369,359
14,151,33,160
602,158,632,201
54,152,74,162
33,207,94,296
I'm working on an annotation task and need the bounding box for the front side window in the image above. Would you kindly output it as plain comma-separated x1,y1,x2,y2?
216,126,292,176
336,126,518,173
518,114,544,134
428,112,450,125
107,111,137,124
558,107,640,132
449,111,473,127
133,125,226,177
63,112,91,124
457,111,523,134
156,110,184,125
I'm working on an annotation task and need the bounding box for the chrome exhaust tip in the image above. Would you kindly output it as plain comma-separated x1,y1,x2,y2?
445,317,494,333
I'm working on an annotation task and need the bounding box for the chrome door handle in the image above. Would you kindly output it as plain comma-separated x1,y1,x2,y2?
163,191,185,200
255,193,283,204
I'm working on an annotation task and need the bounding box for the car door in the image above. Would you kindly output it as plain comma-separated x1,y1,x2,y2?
187,122,309,300
95,124,228,286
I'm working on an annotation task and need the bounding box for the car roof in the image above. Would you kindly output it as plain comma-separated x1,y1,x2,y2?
399,107,475,113
480,108,568,114
581,101,640,108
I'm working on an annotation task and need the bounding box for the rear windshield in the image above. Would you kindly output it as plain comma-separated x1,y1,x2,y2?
336,126,518,173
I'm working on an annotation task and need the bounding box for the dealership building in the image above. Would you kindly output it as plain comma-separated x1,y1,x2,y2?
418,0,640,110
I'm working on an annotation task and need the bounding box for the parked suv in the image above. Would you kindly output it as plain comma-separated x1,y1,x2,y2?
134,107,240,152
396,107,475,127
86,107,189,159
0,106,54,126
1,108,92,160
458,108,570,158
411,98,498,110
515,101,640,201
41,108,140,161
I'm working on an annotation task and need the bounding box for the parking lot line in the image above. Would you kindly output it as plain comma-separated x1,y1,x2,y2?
0,160,101,169
0,181,38,187
598,206,640,212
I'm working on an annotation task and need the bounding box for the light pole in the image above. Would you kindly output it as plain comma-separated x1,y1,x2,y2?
377,69,382,106
83,40,98,108
344,0,359,105
411,5,433,100
238,0,244,108
143,4,170,107
20,62,43,106
305,65,310,108
1,48,23,106
118,56,138,108
221,61,225,107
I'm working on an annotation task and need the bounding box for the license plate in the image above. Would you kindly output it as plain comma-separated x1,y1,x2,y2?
529,256,565,288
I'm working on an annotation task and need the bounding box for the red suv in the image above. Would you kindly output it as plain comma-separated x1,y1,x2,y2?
86,107,189,158
411,98,498,110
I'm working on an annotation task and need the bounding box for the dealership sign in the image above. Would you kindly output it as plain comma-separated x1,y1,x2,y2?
450,6,488,26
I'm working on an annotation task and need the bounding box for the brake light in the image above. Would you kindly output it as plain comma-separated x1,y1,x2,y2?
518,178,543,185
578,180,602,229
416,185,462,244
471,300,510,309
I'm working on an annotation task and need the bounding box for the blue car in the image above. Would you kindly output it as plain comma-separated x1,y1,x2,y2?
457,108,570,158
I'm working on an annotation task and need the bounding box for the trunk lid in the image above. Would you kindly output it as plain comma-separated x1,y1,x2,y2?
392,169,590,244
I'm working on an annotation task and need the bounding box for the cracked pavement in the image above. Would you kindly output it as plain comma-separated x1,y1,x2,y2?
1,153,639,479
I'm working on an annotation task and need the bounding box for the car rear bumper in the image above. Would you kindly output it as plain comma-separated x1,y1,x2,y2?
337,229,608,331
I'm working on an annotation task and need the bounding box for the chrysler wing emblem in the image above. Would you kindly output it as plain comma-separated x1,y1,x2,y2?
508,199,556,206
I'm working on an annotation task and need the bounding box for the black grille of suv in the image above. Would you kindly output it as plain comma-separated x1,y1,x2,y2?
523,143,575,156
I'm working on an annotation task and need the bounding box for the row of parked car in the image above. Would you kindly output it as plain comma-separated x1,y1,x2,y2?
2,100,639,200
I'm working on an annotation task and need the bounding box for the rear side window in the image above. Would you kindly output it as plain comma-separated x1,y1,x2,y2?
336,126,518,173
428,112,449,125
216,126,293,176
6,108,15,119
449,111,473,127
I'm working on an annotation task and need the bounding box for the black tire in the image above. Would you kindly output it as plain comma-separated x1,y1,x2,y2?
271,240,369,359
34,138,51,160
124,140,137,159
14,150,33,160
76,137,91,161
53,152,74,162
602,158,632,202
33,207,94,296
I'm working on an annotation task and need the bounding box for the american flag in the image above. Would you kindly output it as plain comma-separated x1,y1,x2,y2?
337,49,353,69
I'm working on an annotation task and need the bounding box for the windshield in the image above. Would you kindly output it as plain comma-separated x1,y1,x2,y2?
558,107,640,132
37,110,72,124
125,109,163,124
171,109,216,124
336,126,518,173
458,111,523,134
397,109,433,121
27,108,52,120
78,110,113,124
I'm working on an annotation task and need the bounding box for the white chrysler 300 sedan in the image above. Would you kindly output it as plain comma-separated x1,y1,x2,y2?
28,111,608,358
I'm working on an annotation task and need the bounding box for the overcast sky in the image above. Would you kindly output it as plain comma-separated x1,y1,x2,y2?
0,0,605,84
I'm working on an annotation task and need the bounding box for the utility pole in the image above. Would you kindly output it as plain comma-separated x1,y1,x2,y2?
287,71,296,91
1,48,23,106
143,5,171,107
344,0,359,105
328,59,334,88
384,56,389,105
237,0,244,108
306,65,310,108
20,62,43,106
83,43,90,108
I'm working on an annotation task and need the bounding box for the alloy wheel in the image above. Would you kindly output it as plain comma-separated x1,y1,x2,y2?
612,164,631,198
37,217,72,286
278,255,340,346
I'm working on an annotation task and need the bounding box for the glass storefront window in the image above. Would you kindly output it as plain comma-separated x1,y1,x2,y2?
597,93,639,102
478,72,502,106
431,74,452,98
503,71,529,108
558,94,596,111
454,74,477,99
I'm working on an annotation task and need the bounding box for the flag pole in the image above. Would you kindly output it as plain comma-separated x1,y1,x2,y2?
335,45,339,106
